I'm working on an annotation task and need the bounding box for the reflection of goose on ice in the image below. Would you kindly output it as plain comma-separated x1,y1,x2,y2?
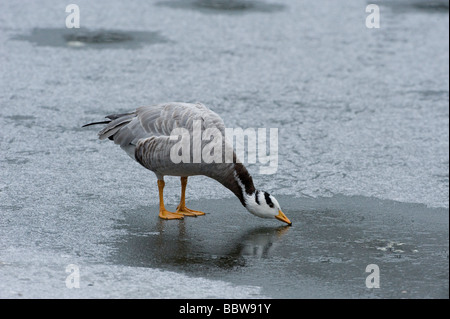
239,226,291,258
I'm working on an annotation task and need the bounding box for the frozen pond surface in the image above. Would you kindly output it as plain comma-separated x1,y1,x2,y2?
0,0,448,298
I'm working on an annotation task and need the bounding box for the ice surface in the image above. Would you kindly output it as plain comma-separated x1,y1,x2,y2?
0,0,448,298
0,247,264,298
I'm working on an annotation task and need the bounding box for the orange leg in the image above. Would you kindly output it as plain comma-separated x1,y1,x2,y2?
176,177,205,217
157,180,184,220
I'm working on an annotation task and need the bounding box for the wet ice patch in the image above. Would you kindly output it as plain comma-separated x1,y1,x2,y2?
64,31,132,44
157,0,285,14
12,28,169,50
376,0,449,13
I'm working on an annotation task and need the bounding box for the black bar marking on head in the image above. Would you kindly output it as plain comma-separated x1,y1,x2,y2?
264,192,274,208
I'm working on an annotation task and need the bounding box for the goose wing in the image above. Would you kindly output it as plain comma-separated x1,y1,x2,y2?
138,102,226,136
104,102,226,167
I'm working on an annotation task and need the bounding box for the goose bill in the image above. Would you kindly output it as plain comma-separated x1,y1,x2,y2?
276,210,292,226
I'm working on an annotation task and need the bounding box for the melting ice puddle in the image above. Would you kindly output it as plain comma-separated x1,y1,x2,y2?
11,28,169,50
156,0,285,14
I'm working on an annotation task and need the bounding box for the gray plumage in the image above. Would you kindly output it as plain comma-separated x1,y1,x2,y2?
84,102,255,206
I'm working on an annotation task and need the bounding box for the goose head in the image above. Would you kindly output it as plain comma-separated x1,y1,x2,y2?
245,190,292,225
